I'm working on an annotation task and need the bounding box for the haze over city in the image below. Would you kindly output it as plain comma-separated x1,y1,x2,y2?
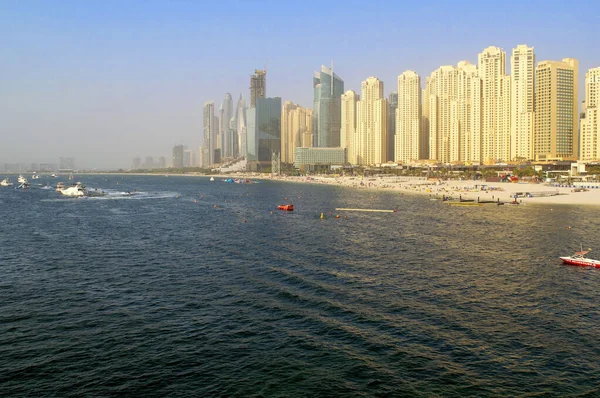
1,0,599,169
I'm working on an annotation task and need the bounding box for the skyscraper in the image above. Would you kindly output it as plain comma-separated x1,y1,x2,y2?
131,157,141,170
313,65,344,148
456,61,482,163
580,67,600,161
341,90,359,164
510,45,535,161
388,92,398,162
219,93,234,158
478,46,510,164
247,97,282,170
356,77,388,165
172,145,184,168
396,71,422,163
534,58,579,160
426,65,456,162
281,102,313,164
580,67,600,160
426,61,480,163
235,94,248,158
203,101,216,166
250,69,267,107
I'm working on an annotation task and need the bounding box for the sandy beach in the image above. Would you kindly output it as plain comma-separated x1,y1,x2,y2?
259,175,600,207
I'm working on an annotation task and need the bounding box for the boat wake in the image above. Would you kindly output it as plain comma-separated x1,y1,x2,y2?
83,189,180,200
42,189,180,202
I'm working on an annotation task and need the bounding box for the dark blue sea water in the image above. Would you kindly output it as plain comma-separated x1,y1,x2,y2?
1,174,600,397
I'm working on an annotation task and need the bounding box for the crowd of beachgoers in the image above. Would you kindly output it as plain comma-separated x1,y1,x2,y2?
260,174,600,206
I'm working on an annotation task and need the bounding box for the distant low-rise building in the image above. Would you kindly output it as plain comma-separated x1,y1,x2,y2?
132,157,141,170
293,147,346,170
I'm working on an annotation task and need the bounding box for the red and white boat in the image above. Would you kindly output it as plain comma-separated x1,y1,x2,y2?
560,249,600,268
277,204,294,211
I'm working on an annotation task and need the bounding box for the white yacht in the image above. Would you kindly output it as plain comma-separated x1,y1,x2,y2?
31,173,40,179
59,182,88,197
50,173,57,178
18,175,26,184
1,178,14,186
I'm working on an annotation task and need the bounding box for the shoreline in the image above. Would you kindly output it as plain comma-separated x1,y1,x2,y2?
248,174,600,207
67,172,600,207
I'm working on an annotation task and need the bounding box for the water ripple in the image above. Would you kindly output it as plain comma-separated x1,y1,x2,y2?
1,175,600,396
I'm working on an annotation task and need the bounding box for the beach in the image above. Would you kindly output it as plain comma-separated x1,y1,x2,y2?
263,175,600,207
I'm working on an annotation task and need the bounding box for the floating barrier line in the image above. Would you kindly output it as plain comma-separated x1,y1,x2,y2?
335,208,396,213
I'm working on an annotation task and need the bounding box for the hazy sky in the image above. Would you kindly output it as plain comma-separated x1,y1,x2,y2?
2,0,599,169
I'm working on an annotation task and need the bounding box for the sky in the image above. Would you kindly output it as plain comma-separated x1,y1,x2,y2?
1,0,599,170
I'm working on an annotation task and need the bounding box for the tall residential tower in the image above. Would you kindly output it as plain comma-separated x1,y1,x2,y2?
219,93,234,159
203,101,216,166
534,58,579,160
341,90,359,164
356,77,388,165
580,67,600,160
396,71,422,163
510,45,535,161
478,46,510,164
281,102,313,164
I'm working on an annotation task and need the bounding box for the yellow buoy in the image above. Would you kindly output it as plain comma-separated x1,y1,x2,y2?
320,212,324,219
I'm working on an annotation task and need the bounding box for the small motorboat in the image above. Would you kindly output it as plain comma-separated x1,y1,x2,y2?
59,182,88,197
277,204,294,211
560,248,600,268
17,175,26,184
0,178,13,186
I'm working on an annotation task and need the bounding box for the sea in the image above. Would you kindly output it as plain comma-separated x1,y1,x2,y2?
1,174,599,397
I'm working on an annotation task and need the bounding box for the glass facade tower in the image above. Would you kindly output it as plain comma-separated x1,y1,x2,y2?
247,97,282,169
313,65,344,148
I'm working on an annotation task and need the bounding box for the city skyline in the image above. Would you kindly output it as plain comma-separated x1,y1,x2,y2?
1,1,599,169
